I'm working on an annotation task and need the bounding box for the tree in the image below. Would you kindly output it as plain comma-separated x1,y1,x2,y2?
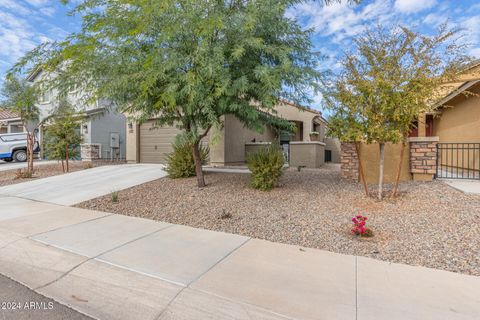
44,100,84,172
1,76,40,174
11,0,321,187
325,24,470,200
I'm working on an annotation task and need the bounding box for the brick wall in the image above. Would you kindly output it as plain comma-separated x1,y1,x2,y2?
341,142,359,181
409,138,438,175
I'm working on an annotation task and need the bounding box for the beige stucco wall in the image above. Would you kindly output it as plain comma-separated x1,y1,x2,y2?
126,122,139,163
289,142,325,168
325,137,341,163
209,114,277,166
359,143,411,184
433,94,480,143
274,102,324,141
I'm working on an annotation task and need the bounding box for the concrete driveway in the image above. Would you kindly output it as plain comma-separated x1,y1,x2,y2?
0,195,479,320
0,164,167,205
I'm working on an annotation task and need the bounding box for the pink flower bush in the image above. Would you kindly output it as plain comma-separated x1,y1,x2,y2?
351,214,373,237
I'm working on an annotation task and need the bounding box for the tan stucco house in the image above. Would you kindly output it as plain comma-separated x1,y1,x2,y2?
126,101,339,168
342,60,480,183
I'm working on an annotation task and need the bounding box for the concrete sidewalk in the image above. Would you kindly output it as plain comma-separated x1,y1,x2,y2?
1,196,479,320
0,164,167,205
442,179,480,195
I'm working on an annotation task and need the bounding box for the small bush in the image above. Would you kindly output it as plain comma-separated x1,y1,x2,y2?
111,191,119,203
14,169,33,179
83,162,94,169
165,135,209,178
246,144,285,191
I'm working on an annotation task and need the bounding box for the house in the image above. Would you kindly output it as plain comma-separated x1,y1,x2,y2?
0,109,24,134
27,69,127,161
341,60,480,183
126,101,339,168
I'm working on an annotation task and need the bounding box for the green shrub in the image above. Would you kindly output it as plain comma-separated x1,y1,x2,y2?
246,144,285,191
165,135,209,178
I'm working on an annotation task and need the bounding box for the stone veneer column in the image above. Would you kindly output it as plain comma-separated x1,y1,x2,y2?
408,136,439,181
340,142,359,181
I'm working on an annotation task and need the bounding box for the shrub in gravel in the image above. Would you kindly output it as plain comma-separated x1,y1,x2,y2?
246,144,285,191
351,214,373,237
165,135,209,178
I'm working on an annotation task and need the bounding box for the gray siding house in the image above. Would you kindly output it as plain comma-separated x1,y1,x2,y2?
27,70,126,161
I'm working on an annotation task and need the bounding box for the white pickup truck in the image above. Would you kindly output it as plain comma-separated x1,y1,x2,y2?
0,133,40,162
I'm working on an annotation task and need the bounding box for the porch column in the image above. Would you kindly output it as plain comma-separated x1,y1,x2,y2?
408,136,439,181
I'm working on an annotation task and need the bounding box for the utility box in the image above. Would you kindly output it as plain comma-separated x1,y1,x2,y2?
110,133,120,148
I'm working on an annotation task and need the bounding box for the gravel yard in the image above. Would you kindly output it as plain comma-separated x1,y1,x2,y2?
76,165,480,276
0,161,121,187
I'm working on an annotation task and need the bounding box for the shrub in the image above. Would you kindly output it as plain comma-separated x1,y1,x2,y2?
246,144,285,191
165,135,209,178
111,191,119,203
14,169,33,179
351,214,374,237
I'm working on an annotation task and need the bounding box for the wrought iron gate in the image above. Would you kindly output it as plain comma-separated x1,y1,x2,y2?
436,143,480,179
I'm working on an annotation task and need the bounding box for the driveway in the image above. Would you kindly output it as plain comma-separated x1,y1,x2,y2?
0,164,167,205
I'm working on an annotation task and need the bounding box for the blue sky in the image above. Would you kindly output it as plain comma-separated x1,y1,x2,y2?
1,0,479,110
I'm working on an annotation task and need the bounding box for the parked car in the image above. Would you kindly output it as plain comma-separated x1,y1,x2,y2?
0,133,40,162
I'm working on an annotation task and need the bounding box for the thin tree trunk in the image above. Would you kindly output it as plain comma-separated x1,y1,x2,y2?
378,143,385,200
26,133,34,174
66,142,70,173
61,158,65,173
392,141,406,197
355,142,369,197
192,141,205,187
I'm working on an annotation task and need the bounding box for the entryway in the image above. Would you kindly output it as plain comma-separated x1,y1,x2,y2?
436,143,480,180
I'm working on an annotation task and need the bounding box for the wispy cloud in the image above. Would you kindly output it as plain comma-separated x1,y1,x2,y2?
394,0,437,14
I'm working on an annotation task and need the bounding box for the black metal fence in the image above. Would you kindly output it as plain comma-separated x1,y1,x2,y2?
436,143,480,179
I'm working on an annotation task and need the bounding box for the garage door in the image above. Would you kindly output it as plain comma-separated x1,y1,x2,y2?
139,121,182,163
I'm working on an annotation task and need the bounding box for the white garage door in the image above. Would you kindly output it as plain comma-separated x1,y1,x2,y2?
139,121,182,164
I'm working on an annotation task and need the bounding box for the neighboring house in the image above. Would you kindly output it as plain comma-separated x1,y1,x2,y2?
0,109,24,134
27,69,126,161
126,101,338,168
341,60,480,183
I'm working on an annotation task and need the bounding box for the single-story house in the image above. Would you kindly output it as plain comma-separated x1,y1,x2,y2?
0,109,24,134
26,69,127,161
126,101,340,168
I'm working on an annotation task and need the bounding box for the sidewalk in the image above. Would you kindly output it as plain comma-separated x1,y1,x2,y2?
1,196,479,320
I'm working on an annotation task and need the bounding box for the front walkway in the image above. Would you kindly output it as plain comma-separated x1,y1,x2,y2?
442,179,480,195
1,193,479,319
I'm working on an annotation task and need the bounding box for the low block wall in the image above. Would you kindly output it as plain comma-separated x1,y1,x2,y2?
290,141,325,168
341,143,359,181
409,137,439,181
245,142,271,158
81,143,102,161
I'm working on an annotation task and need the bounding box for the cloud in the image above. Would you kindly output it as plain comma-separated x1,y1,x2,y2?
394,0,437,14
24,0,50,7
0,0,32,16
39,6,56,17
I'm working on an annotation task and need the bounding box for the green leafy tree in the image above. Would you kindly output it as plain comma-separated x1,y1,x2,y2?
11,0,321,187
44,100,84,172
325,24,470,200
1,76,40,173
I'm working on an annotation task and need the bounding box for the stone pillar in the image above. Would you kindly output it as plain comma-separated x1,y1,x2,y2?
341,142,359,181
81,143,102,161
408,137,439,181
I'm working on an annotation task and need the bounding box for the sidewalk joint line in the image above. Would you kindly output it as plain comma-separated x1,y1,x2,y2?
33,224,173,291
355,255,358,320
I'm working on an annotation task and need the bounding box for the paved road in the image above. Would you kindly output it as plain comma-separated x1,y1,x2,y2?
0,274,93,320
0,160,56,172
0,195,479,320
0,164,167,205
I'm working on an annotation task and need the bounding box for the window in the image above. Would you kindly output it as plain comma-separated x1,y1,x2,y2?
39,83,52,104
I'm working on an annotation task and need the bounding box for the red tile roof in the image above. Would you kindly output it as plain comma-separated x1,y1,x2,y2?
0,108,19,120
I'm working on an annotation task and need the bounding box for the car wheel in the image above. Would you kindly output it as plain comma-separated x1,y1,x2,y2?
3,158,13,162
13,150,27,162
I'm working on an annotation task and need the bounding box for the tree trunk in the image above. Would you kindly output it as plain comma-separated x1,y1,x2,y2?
192,141,205,188
65,142,70,173
392,141,406,197
355,142,369,197
26,133,34,174
378,143,385,200
61,158,65,173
